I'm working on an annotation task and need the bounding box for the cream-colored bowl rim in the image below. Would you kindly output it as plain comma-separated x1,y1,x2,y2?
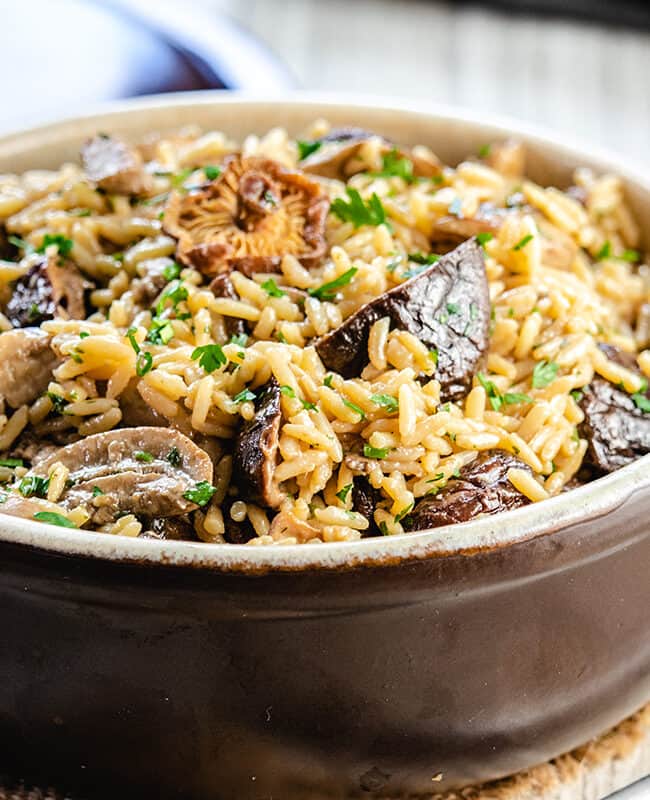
1,91,649,572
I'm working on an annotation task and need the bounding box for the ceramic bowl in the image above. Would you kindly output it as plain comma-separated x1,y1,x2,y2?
0,94,649,800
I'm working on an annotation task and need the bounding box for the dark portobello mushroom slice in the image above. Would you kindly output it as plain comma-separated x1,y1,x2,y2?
316,239,490,401
0,327,59,408
405,450,532,531
578,344,650,473
232,378,285,509
30,427,213,525
6,255,89,328
210,273,247,340
351,476,381,537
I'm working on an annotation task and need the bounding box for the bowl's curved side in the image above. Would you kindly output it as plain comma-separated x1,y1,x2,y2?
0,92,650,571
0,479,648,798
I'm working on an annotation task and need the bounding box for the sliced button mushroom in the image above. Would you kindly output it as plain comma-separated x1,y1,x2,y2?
0,495,64,523
5,255,89,328
579,344,650,473
31,427,214,524
162,155,329,276
0,328,59,407
405,450,532,531
316,239,490,401
232,379,285,509
81,134,152,196
299,127,441,181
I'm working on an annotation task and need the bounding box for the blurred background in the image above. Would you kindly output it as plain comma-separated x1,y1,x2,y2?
1,0,649,164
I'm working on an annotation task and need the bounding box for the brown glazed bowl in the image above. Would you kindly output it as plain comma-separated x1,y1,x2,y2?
0,95,649,800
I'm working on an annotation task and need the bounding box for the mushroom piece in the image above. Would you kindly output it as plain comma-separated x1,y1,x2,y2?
140,516,195,541
232,379,285,509
300,127,441,181
316,239,490,401
351,477,381,537
405,450,532,531
268,508,320,543
81,134,152,196
0,328,59,407
210,273,247,340
30,427,214,524
118,378,169,429
0,495,64,523
163,155,329,276
578,344,650,473
5,255,89,328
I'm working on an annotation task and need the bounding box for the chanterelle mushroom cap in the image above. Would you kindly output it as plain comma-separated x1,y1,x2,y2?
162,155,329,276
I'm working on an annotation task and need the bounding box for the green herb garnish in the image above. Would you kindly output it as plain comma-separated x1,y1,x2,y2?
596,240,612,260
261,278,286,298
632,392,650,413
18,475,49,498
476,232,494,248
203,165,221,181
136,351,153,377
92,486,104,497
394,503,414,524
331,188,388,228
167,446,182,467
280,385,296,398
37,234,73,257
532,360,559,389
408,252,440,265
513,234,533,251
191,344,227,373
229,333,248,347
372,149,415,183
363,444,390,459
336,483,353,503
370,393,399,413
478,144,491,158
297,140,322,160
163,262,181,281
0,458,23,468
233,389,257,403
342,399,366,419
308,267,358,301
183,481,217,507
33,511,76,528
134,451,154,463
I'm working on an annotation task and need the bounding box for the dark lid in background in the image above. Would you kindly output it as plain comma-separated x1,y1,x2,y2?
0,0,294,133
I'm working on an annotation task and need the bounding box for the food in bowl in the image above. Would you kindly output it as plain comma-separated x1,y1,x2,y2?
0,121,648,545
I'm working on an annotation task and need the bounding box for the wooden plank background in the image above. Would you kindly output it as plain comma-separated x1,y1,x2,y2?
207,0,650,168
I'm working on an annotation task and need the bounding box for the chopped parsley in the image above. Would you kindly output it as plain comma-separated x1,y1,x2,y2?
27,303,41,321
631,392,650,413
331,188,388,228
570,390,583,403
478,143,491,158
156,280,188,315
446,302,460,315
342,399,366,419
18,475,49,498
379,521,390,536
136,351,153,377
620,249,640,263
323,374,334,388
308,267,358,301
371,393,399,413
596,240,612,260
229,333,248,347
372,149,415,183
477,373,532,411
134,451,154,463
532,360,559,389
92,486,104,497
363,444,390,459
37,234,73,257
297,140,322,160
280,385,296,398
191,344,227,373
79,331,90,339
33,511,77,528
476,232,494,248
336,483,353,503
47,391,67,413
146,318,174,346
261,278,286,297
301,399,317,411
394,503,414,524
183,481,217,507
203,165,221,181
512,234,534,251
163,262,182,281
408,252,440,265
167,446,182,467
276,330,288,344
0,458,23,468
429,348,439,366
233,388,257,403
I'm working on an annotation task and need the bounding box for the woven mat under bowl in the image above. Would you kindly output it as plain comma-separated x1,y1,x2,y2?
1,704,648,800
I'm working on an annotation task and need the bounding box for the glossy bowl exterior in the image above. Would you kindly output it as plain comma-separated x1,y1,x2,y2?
0,95,649,799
